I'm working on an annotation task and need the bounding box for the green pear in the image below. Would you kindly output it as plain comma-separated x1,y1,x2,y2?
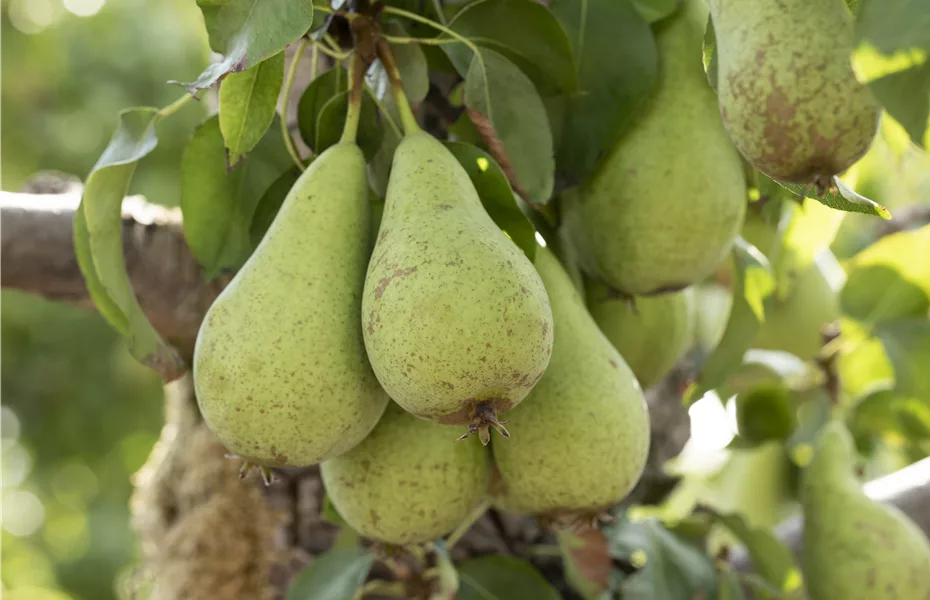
709,0,880,184
693,282,732,351
585,279,694,389
491,248,650,517
362,132,553,441
753,250,843,360
320,402,490,545
193,142,389,467
802,421,930,599
561,0,746,296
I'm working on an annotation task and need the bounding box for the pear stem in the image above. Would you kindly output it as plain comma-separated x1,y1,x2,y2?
340,51,365,145
445,498,490,551
375,37,420,135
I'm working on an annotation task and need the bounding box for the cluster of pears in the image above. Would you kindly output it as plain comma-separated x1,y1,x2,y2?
191,0,886,549
192,56,652,545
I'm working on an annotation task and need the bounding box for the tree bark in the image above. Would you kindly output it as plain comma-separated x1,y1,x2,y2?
3,186,929,599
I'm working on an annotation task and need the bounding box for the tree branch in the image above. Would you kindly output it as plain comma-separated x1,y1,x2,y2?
0,189,225,357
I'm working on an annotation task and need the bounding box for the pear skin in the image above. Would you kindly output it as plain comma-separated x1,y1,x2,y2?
585,279,694,389
193,142,389,467
802,422,930,600
320,402,490,545
562,0,746,296
362,132,553,440
491,248,650,517
709,0,880,184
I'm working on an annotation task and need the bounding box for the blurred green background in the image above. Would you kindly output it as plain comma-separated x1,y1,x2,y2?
1,1,929,599
2,0,207,598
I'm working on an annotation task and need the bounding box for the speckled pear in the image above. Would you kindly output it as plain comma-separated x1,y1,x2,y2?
193,142,389,467
585,279,694,389
362,132,553,441
491,248,650,517
709,0,881,184
320,402,490,545
802,421,930,600
562,0,746,295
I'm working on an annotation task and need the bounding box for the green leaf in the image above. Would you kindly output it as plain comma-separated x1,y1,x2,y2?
314,90,383,161
249,166,301,248
75,108,185,380
458,556,560,600
219,51,285,167
856,0,930,55
631,0,682,23
461,47,555,205
285,547,373,600
606,516,718,600
550,0,658,185
769,194,846,297
708,512,804,599
368,124,402,199
874,318,930,401
446,0,578,95
370,22,430,107
686,240,775,404
443,141,537,260
867,62,930,148
773,177,890,219
180,115,292,276
181,0,313,93
841,224,930,323
297,66,347,152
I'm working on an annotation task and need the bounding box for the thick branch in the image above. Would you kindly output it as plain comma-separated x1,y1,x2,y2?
1,189,224,356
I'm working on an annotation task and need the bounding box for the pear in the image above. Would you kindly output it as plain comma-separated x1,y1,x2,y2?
709,0,881,185
193,142,389,467
693,282,732,351
362,131,553,441
561,0,746,296
802,421,930,599
585,279,694,389
754,249,843,360
490,248,650,517
320,402,490,545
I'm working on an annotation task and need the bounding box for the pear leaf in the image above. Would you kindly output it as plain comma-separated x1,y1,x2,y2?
179,0,313,93
75,107,186,381
446,0,578,95
180,115,293,276
219,52,285,167
457,556,559,600
285,547,373,600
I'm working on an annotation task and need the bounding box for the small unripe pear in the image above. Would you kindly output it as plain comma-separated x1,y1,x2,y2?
802,422,930,600
321,402,490,545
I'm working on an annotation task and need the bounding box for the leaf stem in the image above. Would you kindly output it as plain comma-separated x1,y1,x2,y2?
445,498,490,551
381,5,481,56
156,94,194,121
282,38,311,172
382,34,458,46
341,51,364,145
311,3,335,15
313,40,351,61
375,38,420,135
323,32,345,56
310,44,319,80
430,0,448,26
